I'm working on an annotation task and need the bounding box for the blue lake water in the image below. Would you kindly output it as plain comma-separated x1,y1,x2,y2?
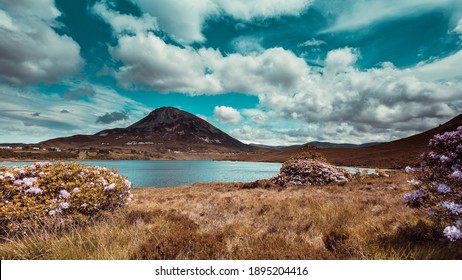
0,160,380,188
0,160,282,187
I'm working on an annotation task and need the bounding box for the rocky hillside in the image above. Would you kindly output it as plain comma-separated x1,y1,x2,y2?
41,107,258,154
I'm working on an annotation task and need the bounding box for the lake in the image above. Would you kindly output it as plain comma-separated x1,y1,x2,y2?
0,160,282,187
0,160,380,187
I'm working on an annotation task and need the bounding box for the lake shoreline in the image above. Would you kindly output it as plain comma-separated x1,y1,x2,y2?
0,160,283,188
0,157,388,169
1,160,391,188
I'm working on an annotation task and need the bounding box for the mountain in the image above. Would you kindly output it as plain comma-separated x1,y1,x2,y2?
95,107,248,148
237,114,462,168
41,107,259,154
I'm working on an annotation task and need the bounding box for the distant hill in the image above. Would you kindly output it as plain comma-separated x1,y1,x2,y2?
237,114,462,168
41,107,260,154
249,141,381,150
248,143,302,151
306,141,382,148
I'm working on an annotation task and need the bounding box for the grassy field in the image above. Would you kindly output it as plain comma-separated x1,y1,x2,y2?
1,171,461,260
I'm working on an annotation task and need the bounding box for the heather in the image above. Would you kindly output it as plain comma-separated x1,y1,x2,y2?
0,162,132,237
2,153,462,259
404,125,462,242
1,171,461,259
271,152,351,186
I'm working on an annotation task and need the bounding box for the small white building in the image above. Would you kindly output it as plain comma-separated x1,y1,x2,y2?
0,146,12,149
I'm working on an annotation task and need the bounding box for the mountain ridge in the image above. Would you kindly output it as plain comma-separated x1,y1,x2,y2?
5,108,460,167
41,107,257,153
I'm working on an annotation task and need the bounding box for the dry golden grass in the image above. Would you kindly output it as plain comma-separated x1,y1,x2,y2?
1,171,461,260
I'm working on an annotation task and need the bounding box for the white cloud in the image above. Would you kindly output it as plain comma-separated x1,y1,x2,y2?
229,123,320,146
109,30,462,143
323,47,358,76
322,0,460,33
455,18,462,33
258,51,462,135
230,125,273,144
203,47,309,94
131,0,312,44
453,18,462,41
131,0,213,44
242,109,268,124
297,38,326,48
0,10,16,31
213,106,242,125
91,2,158,35
110,31,309,94
110,33,221,93
1,0,61,22
0,0,83,86
412,50,462,81
97,5,462,144
0,83,151,143
215,0,312,21
232,36,265,54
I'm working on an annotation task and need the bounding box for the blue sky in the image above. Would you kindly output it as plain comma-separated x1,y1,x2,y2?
1,0,462,145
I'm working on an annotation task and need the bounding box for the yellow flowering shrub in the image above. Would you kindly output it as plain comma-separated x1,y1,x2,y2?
0,162,133,237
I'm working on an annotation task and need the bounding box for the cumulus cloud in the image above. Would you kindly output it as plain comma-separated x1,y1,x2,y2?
91,1,158,35
96,3,462,144
131,0,312,43
242,109,268,124
96,111,129,124
0,0,83,85
214,106,242,124
230,124,281,144
110,32,308,94
258,48,462,142
323,47,358,76
109,30,462,143
229,124,325,146
111,33,219,92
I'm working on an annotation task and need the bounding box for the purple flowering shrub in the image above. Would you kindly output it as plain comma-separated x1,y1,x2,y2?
0,162,133,237
404,125,462,242
272,152,351,187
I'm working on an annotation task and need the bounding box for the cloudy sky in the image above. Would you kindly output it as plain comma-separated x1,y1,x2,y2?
1,0,461,145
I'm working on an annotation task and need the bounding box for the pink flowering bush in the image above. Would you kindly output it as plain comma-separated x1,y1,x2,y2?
404,125,462,242
0,162,133,237
272,152,350,187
